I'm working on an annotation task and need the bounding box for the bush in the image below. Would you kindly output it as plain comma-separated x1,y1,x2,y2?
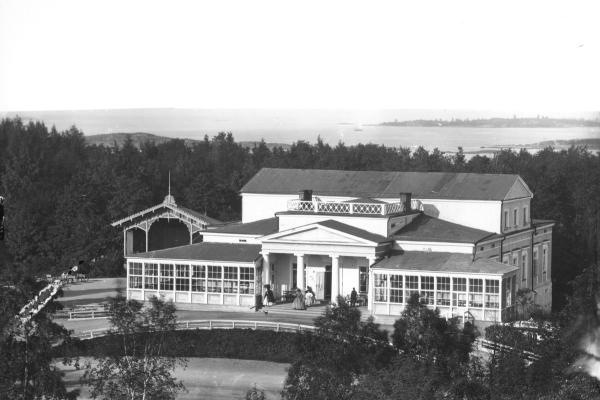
54,329,300,363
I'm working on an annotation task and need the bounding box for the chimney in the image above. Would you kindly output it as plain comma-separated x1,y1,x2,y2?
400,192,412,212
298,189,313,201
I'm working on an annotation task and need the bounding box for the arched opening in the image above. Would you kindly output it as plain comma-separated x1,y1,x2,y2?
148,219,190,251
125,227,148,255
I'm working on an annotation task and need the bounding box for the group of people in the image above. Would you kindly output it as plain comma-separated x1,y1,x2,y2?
263,285,360,310
291,286,316,310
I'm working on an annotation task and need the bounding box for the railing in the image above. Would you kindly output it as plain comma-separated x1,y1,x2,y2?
287,199,407,216
475,337,541,362
54,308,110,320
74,319,317,340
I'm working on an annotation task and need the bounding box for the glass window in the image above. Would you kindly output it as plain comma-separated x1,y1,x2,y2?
453,277,466,307
406,275,419,298
390,275,403,303
144,276,158,290
453,277,466,292
223,266,238,294
359,266,368,293
145,263,158,276
207,265,222,293
523,207,527,225
129,275,142,289
374,273,388,302
160,264,173,276
159,264,174,291
421,276,434,305
513,209,518,227
191,265,205,292
542,244,548,274
436,277,450,306
239,267,255,295
522,252,528,282
468,278,483,308
129,262,142,275
175,265,189,291
533,247,539,278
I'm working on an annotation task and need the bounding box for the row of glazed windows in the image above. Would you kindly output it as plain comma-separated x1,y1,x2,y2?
373,274,500,309
128,262,255,294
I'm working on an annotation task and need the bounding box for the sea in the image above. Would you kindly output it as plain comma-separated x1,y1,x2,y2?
2,109,599,154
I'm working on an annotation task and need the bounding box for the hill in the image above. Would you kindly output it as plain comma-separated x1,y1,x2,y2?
84,132,291,150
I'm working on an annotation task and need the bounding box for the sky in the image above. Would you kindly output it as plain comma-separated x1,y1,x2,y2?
1,0,599,113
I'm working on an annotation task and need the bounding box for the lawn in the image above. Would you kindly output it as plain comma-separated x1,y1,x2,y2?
57,357,289,400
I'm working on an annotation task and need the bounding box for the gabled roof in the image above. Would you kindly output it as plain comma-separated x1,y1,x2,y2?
206,217,279,236
393,214,495,244
111,196,222,229
131,242,261,262
241,168,530,201
373,251,518,275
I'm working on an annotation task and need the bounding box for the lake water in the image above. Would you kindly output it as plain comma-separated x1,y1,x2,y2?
2,109,599,153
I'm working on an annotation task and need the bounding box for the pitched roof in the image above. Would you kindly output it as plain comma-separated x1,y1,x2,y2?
241,168,526,200
206,217,279,236
316,220,390,243
393,214,495,243
111,197,222,228
131,242,261,262
373,251,518,275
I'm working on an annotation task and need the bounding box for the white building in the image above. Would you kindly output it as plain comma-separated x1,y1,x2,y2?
116,168,553,324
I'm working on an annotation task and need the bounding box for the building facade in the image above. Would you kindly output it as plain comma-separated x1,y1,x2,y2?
116,168,553,323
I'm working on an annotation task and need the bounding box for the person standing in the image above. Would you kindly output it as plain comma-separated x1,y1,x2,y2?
293,288,305,310
350,287,358,307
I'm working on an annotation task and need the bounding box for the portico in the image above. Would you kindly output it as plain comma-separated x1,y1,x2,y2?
260,220,390,303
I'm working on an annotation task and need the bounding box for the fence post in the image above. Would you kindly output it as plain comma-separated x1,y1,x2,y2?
254,321,257,330
232,321,235,329
90,331,94,339
209,320,212,330
277,323,280,332
186,321,189,329
92,311,95,319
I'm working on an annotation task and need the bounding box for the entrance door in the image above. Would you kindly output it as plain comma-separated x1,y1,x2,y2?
324,265,332,301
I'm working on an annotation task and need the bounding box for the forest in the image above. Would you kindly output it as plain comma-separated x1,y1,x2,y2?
0,117,599,312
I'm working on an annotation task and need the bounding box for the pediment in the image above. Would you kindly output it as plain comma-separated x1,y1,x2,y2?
263,226,374,245
504,177,533,200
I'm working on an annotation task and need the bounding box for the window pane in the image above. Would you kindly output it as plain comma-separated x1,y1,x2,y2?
437,277,450,291
469,279,483,293
145,263,158,276
160,277,173,291
359,266,368,293
192,265,205,278
129,275,142,289
160,264,174,276
453,277,466,292
176,264,189,278
176,278,189,291
129,262,142,275
485,280,499,293
144,276,158,290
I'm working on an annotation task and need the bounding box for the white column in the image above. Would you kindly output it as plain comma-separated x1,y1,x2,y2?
367,256,376,311
331,254,340,303
263,253,271,286
189,223,193,244
145,229,149,252
123,229,127,257
295,254,304,290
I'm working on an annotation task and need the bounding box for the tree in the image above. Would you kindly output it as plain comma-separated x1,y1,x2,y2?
281,296,393,400
83,295,186,400
392,293,476,369
0,280,76,400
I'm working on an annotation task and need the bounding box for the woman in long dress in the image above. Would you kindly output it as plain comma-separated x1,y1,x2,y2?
292,288,305,310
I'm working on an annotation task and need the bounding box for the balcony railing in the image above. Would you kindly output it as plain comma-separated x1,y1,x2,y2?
287,199,409,216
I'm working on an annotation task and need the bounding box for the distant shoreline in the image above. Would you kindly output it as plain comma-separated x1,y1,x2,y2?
379,117,600,128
